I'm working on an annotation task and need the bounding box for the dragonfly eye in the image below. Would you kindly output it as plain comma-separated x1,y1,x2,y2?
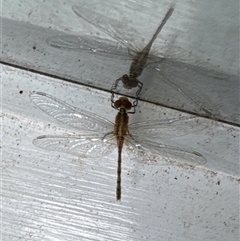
124,100,132,110
114,99,121,109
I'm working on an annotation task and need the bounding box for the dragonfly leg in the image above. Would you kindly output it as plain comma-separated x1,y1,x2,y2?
102,131,114,140
111,93,118,110
111,77,121,92
111,78,122,109
136,80,143,98
127,101,137,114
127,131,135,141
130,79,143,112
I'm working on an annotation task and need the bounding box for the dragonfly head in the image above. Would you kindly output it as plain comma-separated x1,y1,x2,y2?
114,97,132,111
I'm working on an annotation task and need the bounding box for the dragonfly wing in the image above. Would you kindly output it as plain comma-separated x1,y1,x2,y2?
46,35,90,51
72,5,138,51
130,117,207,140
143,140,206,165
33,134,116,157
154,64,215,116
30,92,113,133
125,138,206,166
46,35,128,58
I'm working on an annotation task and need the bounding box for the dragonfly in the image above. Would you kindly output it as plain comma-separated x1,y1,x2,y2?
30,92,207,201
46,4,213,116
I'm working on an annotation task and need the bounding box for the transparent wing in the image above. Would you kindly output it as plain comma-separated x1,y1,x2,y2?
125,138,206,166
72,5,137,51
153,61,216,117
46,35,128,58
33,134,116,157
129,117,207,140
30,92,113,133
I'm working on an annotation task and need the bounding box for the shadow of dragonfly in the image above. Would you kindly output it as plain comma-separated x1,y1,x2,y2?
46,5,216,118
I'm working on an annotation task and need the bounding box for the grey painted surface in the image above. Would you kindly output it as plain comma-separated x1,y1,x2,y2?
1,0,239,124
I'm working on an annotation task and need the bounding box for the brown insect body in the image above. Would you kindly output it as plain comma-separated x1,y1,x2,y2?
113,97,132,200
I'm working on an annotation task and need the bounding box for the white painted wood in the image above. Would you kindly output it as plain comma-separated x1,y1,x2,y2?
2,65,239,241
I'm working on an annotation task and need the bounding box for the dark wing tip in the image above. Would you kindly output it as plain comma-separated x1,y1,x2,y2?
35,135,48,140
29,91,47,98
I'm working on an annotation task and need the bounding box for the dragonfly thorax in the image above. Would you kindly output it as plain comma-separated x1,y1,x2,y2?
121,74,140,89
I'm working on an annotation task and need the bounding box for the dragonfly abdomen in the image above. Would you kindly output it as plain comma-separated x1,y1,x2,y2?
129,52,148,78
114,105,130,201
